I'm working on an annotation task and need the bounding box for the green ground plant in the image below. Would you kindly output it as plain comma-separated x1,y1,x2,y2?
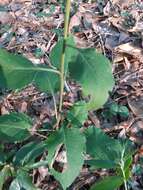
0,0,133,189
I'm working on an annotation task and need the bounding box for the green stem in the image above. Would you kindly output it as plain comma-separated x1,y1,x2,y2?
121,164,128,190
59,0,71,114
120,149,128,190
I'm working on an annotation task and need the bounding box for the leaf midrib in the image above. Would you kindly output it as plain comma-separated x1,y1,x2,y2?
0,124,30,130
7,67,60,75
77,50,97,85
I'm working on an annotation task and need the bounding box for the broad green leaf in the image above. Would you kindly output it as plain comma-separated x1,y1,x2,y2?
103,103,129,119
51,127,85,190
0,49,59,92
67,101,88,126
46,130,63,165
86,159,116,169
0,113,32,142
26,160,49,169
69,48,114,110
0,165,12,189
13,141,46,167
118,105,129,118
86,127,133,171
85,127,123,169
104,103,119,118
46,127,85,190
90,176,123,190
50,35,77,74
9,170,38,190
24,130,65,170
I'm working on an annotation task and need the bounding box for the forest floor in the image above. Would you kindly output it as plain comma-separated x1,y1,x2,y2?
0,0,143,189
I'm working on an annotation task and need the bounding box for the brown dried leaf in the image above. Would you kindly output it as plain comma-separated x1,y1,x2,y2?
114,42,143,62
19,101,28,112
0,12,14,24
128,97,143,117
0,0,10,5
1,106,9,115
129,120,143,144
112,0,135,8
69,14,81,32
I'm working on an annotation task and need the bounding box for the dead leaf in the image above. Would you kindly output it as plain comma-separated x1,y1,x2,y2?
69,13,81,32
0,0,10,5
0,12,14,24
112,0,135,9
129,119,143,144
128,97,143,117
38,166,49,179
1,106,9,115
109,16,125,31
114,42,143,62
74,35,88,48
129,21,143,33
19,101,28,112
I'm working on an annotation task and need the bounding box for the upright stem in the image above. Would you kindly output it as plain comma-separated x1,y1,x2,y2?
59,0,71,114
120,163,128,190
120,149,128,190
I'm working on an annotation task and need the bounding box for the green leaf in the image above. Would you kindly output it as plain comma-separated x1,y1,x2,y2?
117,142,133,180
0,49,59,92
46,130,63,165
67,101,88,126
34,48,44,58
51,127,85,189
50,35,77,74
86,159,116,169
0,152,6,165
69,48,114,110
0,145,6,165
9,170,38,190
124,155,132,179
104,103,129,119
52,28,64,38
0,113,32,142
0,165,12,189
118,105,129,118
13,141,46,167
46,127,85,190
85,127,123,169
107,103,119,117
90,176,123,190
